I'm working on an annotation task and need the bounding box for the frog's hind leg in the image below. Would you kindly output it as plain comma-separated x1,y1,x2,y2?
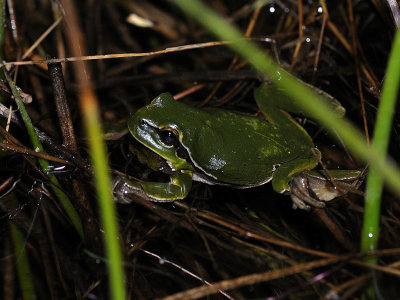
254,71,345,125
289,170,363,210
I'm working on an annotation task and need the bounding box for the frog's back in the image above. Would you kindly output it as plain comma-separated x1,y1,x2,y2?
183,108,313,186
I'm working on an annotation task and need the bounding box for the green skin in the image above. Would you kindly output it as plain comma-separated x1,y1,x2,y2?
120,82,360,209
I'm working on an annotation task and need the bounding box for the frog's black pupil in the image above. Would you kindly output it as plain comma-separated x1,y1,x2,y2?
160,130,178,146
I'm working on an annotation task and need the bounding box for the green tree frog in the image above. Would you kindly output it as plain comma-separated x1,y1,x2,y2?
114,81,361,210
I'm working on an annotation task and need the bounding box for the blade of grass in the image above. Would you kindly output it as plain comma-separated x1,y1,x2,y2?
79,87,126,300
171,0,400,198
2,64,83,238
361,28,400,256
10,223,36,300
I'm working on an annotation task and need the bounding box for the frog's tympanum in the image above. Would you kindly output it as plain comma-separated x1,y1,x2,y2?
114,81,361,210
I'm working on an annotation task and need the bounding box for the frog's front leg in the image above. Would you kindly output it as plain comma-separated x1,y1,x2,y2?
113,172,192,203
271,155,318,195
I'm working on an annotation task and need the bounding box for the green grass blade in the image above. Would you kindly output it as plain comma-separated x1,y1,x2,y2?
361,28,400,256
80,89,126,300
10,223,37,300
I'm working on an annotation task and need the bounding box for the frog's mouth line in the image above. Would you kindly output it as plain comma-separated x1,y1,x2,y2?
130,137,218,183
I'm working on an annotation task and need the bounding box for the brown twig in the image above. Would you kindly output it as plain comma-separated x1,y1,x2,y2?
347,0,370,146
48,63,77,150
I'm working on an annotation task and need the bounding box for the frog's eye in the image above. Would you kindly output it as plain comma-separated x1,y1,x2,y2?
159,130,179,147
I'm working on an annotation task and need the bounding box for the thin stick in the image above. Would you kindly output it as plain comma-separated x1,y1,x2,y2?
1,37,272,68
48,62,77,150
21,17,63,60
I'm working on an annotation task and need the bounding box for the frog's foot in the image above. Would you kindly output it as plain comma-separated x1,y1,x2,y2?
290,171,363,210
290,175,326,210
113,175,150,204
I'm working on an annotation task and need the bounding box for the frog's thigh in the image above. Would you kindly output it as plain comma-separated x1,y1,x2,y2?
271,157,317,194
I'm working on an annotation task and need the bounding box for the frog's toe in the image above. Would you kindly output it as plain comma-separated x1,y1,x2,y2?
113,175,145,204
290,174,326,210
290,193,311,210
